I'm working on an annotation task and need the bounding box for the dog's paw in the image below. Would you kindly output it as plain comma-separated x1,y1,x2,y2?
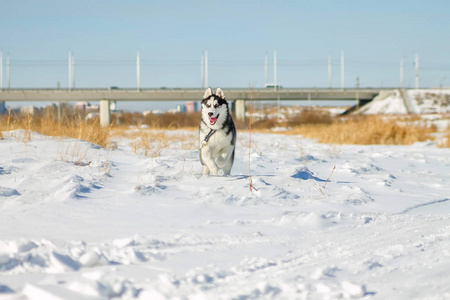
202,166,210,176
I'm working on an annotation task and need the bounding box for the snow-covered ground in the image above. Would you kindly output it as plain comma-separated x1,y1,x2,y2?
354,90,408,115
354,89,450,115
1,129,450,299
410,89,450,114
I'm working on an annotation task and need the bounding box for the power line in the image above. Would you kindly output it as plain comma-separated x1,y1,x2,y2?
7,57,450,69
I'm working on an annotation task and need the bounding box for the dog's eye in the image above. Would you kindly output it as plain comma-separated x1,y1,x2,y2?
205,104,211,108
214,104,219,108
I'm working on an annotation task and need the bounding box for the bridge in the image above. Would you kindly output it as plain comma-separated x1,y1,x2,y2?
0,87,398,126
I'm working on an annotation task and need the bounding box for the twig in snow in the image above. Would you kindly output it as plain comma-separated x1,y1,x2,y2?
248,86,258,192
324,165,336,188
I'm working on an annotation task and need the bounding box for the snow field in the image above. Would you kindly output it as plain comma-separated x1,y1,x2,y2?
354,89,450,115
1,129,450,299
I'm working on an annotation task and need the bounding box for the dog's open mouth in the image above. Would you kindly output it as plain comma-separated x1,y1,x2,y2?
209,114,219,125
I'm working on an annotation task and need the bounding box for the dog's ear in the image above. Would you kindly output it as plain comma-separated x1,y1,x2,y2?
203,87,213,99
216,88,225,99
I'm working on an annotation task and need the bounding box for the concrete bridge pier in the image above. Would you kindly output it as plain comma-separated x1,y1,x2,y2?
234,99,246,122
99,100,111,127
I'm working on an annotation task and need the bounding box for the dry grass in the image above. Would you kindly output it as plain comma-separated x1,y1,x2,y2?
111,111,200,157
243,107,437,146
0,110,110,148
0,108,201,154
287,116,435,145
287,109,334,127
115,128,197,157
439,129,450,148
2,105,445,149
114,111,201,129
250,108,333,130
129,130,170,157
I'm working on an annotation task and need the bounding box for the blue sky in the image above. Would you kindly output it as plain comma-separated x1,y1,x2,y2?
1,0,450,90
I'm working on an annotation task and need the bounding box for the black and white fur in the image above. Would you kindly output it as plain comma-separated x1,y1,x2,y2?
199,87,236,176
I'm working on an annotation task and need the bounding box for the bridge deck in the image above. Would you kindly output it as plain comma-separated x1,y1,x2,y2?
0,88,392,102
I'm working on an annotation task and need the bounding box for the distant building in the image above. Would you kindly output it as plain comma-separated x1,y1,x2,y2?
76,101,99,113
87,105,99,113
0,102,6,115
20,106,39,115
176,104,187,113
143,110,163,116
76,101,90,111
186,101,198,113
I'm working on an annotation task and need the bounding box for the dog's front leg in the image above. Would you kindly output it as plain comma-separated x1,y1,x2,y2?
201,147,218,175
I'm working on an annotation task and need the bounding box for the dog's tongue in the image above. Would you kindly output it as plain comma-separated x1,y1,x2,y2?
209,117,218,125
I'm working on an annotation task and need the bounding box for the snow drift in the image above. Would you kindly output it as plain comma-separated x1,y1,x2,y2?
353,88,450,115
1,129,450,299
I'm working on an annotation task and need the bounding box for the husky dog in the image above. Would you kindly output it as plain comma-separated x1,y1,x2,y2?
199,87,236,176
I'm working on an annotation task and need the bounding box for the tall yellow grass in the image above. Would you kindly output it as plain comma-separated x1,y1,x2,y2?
250,108,333,130
129,130,170,157
114,111,201,129
1,107,445,149
0,111,110,148
115,128,197,157
440,130,450,148
288,116,435,145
